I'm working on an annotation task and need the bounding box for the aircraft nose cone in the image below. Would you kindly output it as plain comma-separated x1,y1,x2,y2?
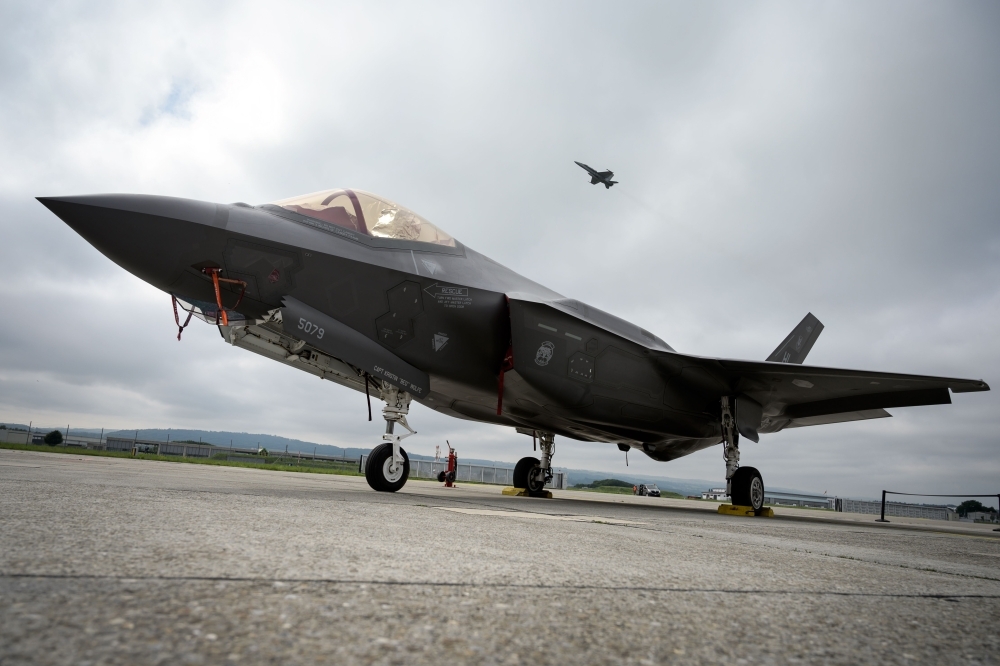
37,194,220,292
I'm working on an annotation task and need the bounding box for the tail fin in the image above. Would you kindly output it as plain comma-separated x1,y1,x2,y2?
766,313,824,364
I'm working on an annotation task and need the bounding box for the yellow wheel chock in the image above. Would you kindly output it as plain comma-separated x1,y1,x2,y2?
718,504,774,517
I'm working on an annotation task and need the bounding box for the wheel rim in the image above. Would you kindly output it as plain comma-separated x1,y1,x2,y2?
382,456,405,484
526,466,545,492
750,476,764,509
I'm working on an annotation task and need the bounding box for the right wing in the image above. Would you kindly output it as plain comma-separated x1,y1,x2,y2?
504,293,988,444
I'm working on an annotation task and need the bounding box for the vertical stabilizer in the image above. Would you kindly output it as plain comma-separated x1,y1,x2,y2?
766,313,824,364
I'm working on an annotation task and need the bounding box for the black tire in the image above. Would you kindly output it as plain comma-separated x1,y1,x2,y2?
365,443,410,492
437,470,447,483
513,456,539,489
730,466,764,510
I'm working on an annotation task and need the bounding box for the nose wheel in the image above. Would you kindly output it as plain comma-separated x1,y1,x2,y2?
365,384,415,492
365,442,410,492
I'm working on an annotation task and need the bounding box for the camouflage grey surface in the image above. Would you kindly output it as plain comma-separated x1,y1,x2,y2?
38,192,989,463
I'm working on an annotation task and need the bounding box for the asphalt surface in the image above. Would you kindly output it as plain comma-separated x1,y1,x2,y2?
1,449,998,665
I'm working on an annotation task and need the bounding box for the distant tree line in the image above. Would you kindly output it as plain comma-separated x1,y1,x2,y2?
956,500,997,517
572,478,634,489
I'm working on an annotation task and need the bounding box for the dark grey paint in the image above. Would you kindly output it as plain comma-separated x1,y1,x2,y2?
37,193,990,463
766,313,825,364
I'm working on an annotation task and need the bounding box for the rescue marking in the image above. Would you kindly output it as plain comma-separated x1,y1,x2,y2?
432,333,449,352
424,282,472,309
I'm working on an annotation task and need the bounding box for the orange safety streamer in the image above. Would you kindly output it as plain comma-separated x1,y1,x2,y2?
201,267,248,327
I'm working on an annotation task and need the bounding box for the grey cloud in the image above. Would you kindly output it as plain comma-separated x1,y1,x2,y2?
0,1,997,499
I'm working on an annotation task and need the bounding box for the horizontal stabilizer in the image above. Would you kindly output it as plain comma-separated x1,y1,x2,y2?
767,313,824,364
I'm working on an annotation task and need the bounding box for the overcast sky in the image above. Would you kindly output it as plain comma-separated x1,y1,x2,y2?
1,1,998,500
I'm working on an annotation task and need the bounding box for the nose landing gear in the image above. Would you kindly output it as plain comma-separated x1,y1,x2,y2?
364,384,415,492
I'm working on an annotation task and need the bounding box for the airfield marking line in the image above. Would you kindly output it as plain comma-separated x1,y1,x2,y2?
433,506,645,525
2,572,998,599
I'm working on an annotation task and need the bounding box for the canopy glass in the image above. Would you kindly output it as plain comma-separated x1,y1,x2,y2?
271,189,456,247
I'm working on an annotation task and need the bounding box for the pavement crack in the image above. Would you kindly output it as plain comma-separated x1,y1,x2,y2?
2,572,998,599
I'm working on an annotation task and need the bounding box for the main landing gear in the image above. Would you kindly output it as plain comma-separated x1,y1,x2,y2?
721,396,765,511
513,432,554,497
364,384,414,492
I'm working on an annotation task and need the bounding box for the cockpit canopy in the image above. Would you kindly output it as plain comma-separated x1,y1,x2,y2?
271,189,456,247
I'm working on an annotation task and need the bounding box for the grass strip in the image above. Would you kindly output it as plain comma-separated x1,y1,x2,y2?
0,442,364,476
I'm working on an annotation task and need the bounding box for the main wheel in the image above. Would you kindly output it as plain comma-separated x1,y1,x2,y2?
730,466,764,510
525,465,547,495
365,443,410,492
513,456,539,489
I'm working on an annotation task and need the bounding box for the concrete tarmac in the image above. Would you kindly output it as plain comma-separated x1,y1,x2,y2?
1,449,998,665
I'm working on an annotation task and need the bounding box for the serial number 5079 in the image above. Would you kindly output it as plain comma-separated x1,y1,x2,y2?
298,317,325,340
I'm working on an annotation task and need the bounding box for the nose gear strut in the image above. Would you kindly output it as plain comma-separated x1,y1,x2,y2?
364,382,416,492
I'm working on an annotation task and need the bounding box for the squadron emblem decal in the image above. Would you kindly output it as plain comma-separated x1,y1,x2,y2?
534,341,554,366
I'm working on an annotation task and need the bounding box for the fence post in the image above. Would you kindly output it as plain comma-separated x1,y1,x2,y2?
876,490,889,522
995,495,1000,532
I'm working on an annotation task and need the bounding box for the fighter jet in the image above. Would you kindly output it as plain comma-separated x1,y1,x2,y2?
575,161,618,189
38,189,989,509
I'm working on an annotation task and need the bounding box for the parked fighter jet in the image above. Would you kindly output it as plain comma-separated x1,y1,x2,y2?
38,189,989,509
575,161,618,189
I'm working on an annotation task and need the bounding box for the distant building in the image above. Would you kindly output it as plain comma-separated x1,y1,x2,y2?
700,487,834,509
964,511,998,524
763,490,834,509
838,499,958,521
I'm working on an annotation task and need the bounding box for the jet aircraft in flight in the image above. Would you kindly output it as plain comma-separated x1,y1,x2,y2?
575,161,618,189
38,189,989,510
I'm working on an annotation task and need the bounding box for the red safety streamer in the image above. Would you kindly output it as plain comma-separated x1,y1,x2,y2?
171,295,193,341
496,343,514,416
